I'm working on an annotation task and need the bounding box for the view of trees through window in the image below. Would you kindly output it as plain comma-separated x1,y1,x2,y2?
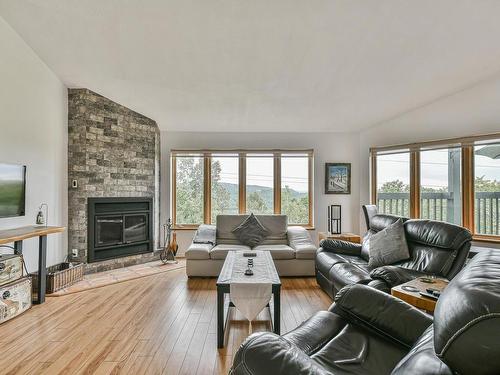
173,151,312,226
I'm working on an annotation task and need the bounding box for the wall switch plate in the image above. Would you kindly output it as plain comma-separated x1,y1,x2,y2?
72,179,78,189
71,249,78,257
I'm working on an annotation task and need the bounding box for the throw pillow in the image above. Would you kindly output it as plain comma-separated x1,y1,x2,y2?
368,218,410,269
232,213,269,248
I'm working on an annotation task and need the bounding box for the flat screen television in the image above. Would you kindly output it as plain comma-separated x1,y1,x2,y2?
0,163,26,218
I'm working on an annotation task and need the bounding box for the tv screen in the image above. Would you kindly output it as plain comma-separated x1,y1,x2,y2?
0,163,26,218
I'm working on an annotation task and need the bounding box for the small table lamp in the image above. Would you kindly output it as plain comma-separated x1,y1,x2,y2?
328,205,341,234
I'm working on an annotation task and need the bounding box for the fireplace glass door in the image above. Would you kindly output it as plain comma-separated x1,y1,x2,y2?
124,214,148,244
96,215,123,247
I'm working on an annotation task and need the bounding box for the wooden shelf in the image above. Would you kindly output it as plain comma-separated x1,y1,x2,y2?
0,225,65,245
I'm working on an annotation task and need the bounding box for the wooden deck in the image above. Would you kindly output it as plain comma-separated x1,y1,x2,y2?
0,266,331,374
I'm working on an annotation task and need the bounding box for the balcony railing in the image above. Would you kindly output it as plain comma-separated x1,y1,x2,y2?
377,191,500,235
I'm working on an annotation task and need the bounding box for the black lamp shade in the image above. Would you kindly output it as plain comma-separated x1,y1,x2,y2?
328,205,341,234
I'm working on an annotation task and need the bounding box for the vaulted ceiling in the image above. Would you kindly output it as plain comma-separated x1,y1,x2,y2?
2,1,500,132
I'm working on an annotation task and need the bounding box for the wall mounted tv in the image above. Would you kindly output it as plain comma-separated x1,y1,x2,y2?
0,163,26,218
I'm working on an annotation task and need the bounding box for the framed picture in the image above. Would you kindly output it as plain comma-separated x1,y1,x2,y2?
325,163,351,194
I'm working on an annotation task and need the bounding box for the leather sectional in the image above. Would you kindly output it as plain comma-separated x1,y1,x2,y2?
315,208,472,298
230,249,500,374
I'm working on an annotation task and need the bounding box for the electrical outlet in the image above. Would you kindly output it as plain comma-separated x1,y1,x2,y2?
71,249,78,257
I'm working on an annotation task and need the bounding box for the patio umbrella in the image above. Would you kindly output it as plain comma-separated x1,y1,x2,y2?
475,145,500,159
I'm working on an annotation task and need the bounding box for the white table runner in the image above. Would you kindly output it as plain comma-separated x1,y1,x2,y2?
226,252,273,325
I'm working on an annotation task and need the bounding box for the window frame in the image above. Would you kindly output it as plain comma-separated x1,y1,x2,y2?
370,132,500,243
171,149,314,229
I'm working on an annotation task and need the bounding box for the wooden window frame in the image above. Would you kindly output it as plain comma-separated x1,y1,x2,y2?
172,149,314,229
370,132,500,243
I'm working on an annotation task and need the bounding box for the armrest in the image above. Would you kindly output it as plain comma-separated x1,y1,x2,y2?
319,239,362,256
370,266,434,288
330,284,432,349
287,226,316,252
230,333,329,375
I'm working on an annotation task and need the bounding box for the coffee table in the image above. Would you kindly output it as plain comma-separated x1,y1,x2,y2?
391,277,448,313
216,251,281,348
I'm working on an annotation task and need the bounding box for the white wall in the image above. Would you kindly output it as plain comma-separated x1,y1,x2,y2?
160,131,360,254
359,73,500,237
0,17,68,271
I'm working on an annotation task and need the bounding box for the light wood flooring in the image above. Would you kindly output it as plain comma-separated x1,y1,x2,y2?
0,266,331,375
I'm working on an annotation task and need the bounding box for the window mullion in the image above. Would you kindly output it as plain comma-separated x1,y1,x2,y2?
462,146,474,232
274,153,281,214
239,153,246,213
204,154,211,224
410,150,420,218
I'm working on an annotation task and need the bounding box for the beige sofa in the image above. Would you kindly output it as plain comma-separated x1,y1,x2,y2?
185,214,317,277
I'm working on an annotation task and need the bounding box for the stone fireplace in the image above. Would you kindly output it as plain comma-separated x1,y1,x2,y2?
67,89,160,272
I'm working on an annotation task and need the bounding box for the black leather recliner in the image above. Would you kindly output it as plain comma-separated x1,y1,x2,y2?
315,206,472,298
230,250,500,375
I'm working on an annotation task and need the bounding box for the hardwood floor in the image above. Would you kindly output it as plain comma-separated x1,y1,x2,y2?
0,266,332,375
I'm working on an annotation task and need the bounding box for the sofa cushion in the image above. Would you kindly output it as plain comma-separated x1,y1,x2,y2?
295,247,316,260
329,263,372,291
185,243,212,260
253,244,295,260
287,226,317,257
216,214,287,245
316,252,346,275
368,218,410,269
232,213,269,248
210,244,251,260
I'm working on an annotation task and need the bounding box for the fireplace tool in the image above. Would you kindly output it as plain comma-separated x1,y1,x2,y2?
160,219,178,264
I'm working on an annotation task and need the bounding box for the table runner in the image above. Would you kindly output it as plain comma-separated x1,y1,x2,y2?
225,252,273,327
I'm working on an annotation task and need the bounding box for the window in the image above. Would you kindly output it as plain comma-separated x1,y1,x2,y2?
376,152,410,217
474,143,500,236
174,155,204,225
371,134,500,242
172,150,313,228
281,154,310,224
246,155,274,215
420,148,461,224
211,155,239,223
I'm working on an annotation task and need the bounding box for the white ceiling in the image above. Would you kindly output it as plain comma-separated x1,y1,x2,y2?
2,1,500,132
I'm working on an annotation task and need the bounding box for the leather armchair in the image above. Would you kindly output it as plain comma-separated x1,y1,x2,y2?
231,250,500,375
315,206,472,298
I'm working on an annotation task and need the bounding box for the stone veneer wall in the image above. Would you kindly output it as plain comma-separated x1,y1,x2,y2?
68,89,160,270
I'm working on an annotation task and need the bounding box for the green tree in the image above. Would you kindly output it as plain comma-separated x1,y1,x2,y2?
247,191,268,214
175,157,204,224
281,185,308,223
379,180,409,193
211,160,233,222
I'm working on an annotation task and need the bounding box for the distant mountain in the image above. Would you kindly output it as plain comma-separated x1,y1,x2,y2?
217,182,307,209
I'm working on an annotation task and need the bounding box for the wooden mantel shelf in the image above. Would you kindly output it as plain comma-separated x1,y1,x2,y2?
0,225,65,245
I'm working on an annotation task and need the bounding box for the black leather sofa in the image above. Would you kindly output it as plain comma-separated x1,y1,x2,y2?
315,206,472,298
230,250,500,375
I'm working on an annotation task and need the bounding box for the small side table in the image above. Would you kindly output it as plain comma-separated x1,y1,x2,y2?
391,278,448,313
318,232,361,244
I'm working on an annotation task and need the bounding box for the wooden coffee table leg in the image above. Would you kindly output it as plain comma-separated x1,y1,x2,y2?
273,287,280,335
217,287,224,348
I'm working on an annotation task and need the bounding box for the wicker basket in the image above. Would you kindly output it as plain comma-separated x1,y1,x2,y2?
32,262,84,294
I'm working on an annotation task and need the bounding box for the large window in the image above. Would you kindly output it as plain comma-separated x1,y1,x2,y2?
371,135,500,241
246,155,274,215
474,144,500,236
420,148,461,225
376,152,410,217
172,150,313,227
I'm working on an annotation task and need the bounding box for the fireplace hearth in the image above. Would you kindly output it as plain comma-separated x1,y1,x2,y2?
88,197,153,263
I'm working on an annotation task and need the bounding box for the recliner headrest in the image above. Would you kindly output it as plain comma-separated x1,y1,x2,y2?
404,219,471,251
433,250,500,375
369,214,406,232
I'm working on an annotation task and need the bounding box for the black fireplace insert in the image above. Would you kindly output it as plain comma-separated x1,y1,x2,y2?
88,197,153,262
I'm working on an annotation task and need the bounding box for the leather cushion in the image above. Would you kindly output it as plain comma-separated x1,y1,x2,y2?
404,219,471,251
329,263,372,291
433,250,500,375
231,213,269,248
315,252,346,276
392,326,452,375
253,244,295,260
209,244,251,260
369,214,405,232
185,243,212,260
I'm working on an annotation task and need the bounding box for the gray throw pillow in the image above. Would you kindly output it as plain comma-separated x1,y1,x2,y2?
368,218,410,269
232,213,269,248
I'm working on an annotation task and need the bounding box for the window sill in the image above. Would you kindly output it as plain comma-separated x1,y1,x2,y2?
472,235,500,244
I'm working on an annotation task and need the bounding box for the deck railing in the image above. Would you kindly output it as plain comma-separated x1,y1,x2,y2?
377,191,500,235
